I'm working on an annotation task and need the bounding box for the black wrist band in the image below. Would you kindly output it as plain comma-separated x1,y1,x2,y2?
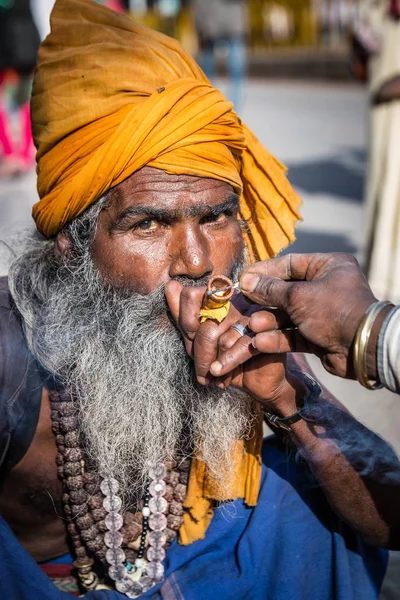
263,373,322,432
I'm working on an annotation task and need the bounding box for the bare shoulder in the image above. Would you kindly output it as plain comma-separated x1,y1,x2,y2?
0,387,67,562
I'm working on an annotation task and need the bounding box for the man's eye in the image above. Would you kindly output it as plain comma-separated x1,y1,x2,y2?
135,219,159,231
201,213,228,225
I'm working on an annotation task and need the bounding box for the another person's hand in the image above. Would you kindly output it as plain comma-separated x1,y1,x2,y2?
165,280,306,417
209,253,388,380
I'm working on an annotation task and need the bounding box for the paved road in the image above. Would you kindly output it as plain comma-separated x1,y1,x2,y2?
0,79,399,597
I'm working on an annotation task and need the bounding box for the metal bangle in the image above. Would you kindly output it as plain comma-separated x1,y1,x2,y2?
353,301,393,390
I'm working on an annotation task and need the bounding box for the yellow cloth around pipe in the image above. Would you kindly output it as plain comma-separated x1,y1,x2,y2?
199,303,231,323
30,0,301,544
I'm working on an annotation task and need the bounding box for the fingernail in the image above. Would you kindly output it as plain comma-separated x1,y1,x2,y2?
210,361,222,375
240,273,260,293
251,337,257,350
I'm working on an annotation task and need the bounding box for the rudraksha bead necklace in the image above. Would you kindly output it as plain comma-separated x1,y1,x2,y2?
50,388,190,597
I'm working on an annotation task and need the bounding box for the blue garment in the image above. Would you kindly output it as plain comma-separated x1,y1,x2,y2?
41,553,74,566
0,437,387,600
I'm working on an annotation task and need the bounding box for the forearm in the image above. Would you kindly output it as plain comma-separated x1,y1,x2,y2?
273,370,400,548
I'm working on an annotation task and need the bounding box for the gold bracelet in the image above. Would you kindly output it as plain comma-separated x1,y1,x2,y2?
353,301,393,389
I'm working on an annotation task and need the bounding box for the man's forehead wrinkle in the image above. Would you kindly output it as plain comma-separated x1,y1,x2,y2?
108,167,235,204
117,180,232,197
112,183,238,210
129,166,228,188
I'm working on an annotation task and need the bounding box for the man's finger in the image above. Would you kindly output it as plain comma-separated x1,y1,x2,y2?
165,280,195,355
239,254,318,283
249,309,292,333
178,286,206,339
192,306,247,384
165,280,183,324
210,334,258,377
193,321,221,384
217,317,251,353
251,329,306,354
239,274,293,308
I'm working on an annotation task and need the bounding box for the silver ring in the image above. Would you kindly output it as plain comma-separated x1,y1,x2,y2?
230,323,251,337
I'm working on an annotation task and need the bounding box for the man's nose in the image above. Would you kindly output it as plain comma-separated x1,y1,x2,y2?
168,225,213,281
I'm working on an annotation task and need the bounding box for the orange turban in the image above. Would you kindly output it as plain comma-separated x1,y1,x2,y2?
31,0,301,261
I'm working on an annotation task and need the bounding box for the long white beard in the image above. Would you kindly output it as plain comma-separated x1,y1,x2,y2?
10,236,255,505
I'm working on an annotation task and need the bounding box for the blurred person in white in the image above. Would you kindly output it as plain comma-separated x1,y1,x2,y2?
362,0,400,303
192,0,247,111
30,0,55,39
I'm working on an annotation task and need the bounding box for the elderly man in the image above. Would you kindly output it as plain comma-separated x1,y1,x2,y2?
0,1,399,599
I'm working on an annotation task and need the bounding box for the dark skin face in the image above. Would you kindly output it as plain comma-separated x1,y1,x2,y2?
87,166,302,413
90,166,244,294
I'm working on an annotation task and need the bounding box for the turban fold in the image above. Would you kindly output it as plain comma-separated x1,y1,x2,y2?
31,0,302,545
31,0,301,261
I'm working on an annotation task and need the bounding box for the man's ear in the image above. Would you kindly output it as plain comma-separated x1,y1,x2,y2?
55,231,73,258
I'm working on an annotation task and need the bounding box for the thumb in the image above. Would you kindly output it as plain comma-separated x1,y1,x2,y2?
239,272,291,309
165,280,183,324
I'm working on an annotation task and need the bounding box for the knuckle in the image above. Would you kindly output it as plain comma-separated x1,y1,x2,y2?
221,347,239,366
286,282,302,304
181,285,202,299
270,329,281,352
286,253,293,279
255,275,274,297
333,252,358,267
196,360,211,374
196,325,219,346
179,287,195,304
221,339,250,367
218,334,234,352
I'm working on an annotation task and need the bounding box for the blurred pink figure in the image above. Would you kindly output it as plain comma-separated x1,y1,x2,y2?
0,0,40,178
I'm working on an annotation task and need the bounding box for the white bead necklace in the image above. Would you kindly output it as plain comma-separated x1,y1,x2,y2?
101,462,168,598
